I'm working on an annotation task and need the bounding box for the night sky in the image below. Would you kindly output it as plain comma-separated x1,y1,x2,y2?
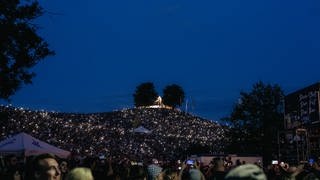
1,0,320,121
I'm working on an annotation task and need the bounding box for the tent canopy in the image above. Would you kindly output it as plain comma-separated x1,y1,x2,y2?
132,126,152,134
0,132,71,158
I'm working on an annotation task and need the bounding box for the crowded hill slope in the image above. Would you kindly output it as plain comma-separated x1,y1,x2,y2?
0,105,228,160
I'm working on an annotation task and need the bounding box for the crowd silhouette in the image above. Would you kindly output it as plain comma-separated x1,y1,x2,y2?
0,105,227,161
2,105,320,179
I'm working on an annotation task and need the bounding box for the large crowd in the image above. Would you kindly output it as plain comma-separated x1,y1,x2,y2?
0,105,228,160
2,149,320,180
2,105,320,179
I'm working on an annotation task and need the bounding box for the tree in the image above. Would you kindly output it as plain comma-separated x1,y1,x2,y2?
133,82,158,107
162,84,185,108
224,81,284,164
0,0,54,100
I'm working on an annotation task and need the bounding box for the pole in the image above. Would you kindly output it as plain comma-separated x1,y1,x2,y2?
296,137,299,163
306,131,310,161
277,130,281,160
185,98,188,113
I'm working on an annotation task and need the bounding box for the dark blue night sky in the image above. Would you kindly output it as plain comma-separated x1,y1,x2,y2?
1,0,320,121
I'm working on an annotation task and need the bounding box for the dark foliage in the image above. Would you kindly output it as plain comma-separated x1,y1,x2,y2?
0,0,54,100
133,82,158,107
224,81,284,163
162,84,185,108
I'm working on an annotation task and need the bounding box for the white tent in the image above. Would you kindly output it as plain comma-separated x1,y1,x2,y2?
132,126,152,134
0,132,71,158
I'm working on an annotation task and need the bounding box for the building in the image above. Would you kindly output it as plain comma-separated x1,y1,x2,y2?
282,82,320,163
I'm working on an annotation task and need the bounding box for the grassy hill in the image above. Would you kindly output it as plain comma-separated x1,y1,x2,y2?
0,106,229,159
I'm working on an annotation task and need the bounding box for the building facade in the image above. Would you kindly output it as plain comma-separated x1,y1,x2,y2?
282,82,320,163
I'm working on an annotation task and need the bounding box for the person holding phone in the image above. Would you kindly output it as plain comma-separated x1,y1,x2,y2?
206,158,227,180
147,158,162,180
179,160,205,180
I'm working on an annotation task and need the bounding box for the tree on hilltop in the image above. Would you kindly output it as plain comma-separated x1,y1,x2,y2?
224,81,284,164
0,0,54,100
162,84,185,108
133,82,158,107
